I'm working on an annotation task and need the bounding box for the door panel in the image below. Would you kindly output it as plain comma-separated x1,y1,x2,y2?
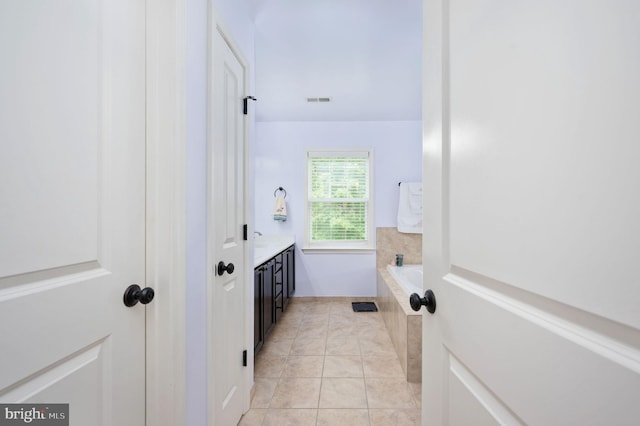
423,0,640,424
447,0,640,330
223,62,241,247
0,1,146,424
210,27,246,425
448,354,505,426
0,1,101,277
442,273,639,424
2,339,108,426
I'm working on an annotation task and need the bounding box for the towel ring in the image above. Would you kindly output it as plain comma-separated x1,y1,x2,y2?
274,187,287,198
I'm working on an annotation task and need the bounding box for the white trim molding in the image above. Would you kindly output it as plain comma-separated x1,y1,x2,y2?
145,0,187,424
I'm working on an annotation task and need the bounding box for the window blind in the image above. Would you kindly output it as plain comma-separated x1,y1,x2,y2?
308,154,370,242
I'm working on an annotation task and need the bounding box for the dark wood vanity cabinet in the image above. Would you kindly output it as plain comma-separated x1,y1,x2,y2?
254,244,295,355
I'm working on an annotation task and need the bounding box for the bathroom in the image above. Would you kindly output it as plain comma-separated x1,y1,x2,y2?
245,0,424,424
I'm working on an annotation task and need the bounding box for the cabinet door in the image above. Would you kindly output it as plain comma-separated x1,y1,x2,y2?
282,249,290,309
254,267,263,353
286,247,295,299
262,261,275,337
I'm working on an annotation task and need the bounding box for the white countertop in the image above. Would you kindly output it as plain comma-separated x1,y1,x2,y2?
254,234,296,267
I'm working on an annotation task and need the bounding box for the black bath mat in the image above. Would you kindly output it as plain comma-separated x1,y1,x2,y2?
352,302,378,312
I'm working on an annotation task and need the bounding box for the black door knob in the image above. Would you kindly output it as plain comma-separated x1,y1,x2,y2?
123,284,155,307
410,289,436,314
217,261,235,276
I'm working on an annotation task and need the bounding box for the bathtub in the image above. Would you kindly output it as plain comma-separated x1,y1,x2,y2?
386,264,423,297
376,265,423,383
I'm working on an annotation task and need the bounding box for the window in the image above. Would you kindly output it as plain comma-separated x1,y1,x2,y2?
304,149,374,252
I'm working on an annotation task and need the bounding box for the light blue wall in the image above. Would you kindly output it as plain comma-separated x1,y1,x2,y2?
186,1,255,424
185,1,208,424
254,120,422,296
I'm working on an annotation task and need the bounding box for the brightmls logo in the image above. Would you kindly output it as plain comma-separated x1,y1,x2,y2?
4,407,45,423
0,404,68,425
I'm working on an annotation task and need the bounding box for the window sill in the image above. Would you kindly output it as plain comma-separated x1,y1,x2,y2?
301,246,376,254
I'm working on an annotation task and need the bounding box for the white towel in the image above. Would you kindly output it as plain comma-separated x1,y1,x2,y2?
407,182,423,214
397,182,422,233
273,196,287,221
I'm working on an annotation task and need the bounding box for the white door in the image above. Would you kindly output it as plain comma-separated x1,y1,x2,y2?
0,1,146,425
208,26,247,425
422,1,640,424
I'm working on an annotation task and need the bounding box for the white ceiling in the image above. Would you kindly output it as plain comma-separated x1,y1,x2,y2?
252,0,422,122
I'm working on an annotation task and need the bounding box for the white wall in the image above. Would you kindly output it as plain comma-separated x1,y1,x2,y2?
254,120,422,296
186,0,255,424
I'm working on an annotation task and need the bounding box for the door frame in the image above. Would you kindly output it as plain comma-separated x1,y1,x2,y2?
205,11,253,424
145,0,187,425
421,0,446,422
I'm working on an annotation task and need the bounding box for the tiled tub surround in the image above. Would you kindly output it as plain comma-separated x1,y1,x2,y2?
375,227,423,383
376,267,422,383
375,227,422,270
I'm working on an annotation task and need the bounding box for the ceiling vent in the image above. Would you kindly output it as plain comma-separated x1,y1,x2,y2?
306,97,331,103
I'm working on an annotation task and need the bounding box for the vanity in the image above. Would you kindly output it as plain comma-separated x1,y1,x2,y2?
254,235,295,355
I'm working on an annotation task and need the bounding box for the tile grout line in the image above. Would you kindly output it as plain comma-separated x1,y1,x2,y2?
357,309,375,425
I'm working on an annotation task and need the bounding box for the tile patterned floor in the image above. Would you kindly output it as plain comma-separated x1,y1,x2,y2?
239,298,422,426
